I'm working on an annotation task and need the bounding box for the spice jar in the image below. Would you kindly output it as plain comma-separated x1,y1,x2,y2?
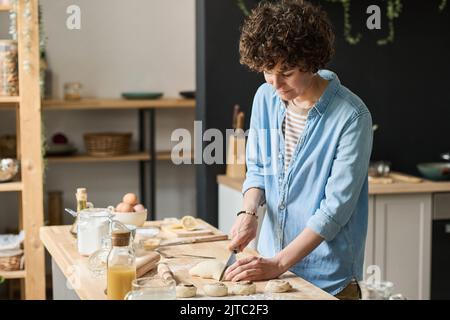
64,82,82,100
0,40,19,96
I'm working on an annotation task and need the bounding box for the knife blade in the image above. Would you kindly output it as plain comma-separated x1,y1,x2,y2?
219,249,238,281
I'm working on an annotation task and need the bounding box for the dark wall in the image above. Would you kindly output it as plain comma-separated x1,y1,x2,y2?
196,0,450,225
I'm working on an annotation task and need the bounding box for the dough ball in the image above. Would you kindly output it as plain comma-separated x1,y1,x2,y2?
264,279,292,293
203,282,228,297
176,283,197,298
189,260,225,281
123,193,138,206
230,281,256,295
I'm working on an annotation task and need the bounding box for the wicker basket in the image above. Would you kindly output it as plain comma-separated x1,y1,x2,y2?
0,249,23,272
84,132,132,156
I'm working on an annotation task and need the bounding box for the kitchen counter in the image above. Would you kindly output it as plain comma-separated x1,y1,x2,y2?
40,223,335,300
217,172,450,195
217,172,450,300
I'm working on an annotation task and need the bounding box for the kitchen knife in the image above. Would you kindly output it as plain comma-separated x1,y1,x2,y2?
219,249,238,281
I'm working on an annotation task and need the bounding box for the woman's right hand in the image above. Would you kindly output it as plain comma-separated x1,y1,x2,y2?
228,213,258,252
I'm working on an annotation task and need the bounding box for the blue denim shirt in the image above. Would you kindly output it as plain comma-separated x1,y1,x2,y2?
242,70,373,295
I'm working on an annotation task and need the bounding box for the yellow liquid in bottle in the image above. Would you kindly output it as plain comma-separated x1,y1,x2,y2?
107,265,136,300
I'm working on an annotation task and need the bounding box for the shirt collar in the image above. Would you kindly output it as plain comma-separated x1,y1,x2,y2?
273,69,340,117
313,69,340,116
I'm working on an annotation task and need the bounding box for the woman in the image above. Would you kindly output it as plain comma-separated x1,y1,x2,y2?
223,0,373,300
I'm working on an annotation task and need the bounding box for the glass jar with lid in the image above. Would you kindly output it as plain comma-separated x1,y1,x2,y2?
107,230,136,300
77,208,111,256
0,40,19,96
64,82,82,100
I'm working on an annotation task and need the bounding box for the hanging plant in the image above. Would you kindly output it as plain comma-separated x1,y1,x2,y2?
326,0,361,45
235,0,448,46
236,0,251,16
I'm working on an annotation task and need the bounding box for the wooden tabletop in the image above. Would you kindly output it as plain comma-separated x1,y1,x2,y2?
40,222,335,300
217,172,450,195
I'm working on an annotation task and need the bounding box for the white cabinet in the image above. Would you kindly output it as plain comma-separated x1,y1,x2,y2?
373,194,432,300
218,184,266,250
363,196,375,278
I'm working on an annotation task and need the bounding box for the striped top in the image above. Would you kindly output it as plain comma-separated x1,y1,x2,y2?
282,102,310,171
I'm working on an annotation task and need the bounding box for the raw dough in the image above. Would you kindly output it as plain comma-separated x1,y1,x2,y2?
264,279,292,293
230,281,256,295
189,260,225,281
203,282,228,297
176,282,197,298
143,238,161,250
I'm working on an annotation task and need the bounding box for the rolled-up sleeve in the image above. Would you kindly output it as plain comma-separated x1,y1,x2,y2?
306,111,373,241
242,87,267,195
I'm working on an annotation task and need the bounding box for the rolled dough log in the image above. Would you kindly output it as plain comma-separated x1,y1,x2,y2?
176,283,197,298
264,279,292,293
230,281,256,295
189,260,225,281
203,282,228,297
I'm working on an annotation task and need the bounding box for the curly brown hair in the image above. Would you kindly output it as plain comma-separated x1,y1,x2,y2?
239,0,335,73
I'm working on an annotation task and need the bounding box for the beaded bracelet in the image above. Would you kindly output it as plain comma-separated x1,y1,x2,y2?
236,210,258,219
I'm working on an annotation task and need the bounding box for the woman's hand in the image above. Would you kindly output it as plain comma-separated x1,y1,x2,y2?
223,256,285,282
228,213,258,252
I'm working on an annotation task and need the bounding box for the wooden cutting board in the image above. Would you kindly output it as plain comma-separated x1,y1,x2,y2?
161,224,215,238
146,218,227,243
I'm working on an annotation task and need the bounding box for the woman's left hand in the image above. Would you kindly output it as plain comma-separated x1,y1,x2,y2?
223,256,285,282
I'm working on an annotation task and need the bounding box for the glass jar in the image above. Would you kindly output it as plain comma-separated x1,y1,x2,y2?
0,40,19,96
64,82,82,100
107,230,136,300
77,208,111,256
124,276,176,300
87,221,134,277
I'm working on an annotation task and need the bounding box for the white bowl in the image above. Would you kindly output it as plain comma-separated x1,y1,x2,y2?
112,209,148,227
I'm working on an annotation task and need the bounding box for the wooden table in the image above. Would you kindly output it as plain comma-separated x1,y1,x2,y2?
40,222,336,300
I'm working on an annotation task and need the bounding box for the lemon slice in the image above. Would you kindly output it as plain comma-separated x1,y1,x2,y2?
181,215,197,231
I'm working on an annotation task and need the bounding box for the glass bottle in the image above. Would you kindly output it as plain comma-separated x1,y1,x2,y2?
0,40,19,96
70,187,88,237
107,230,136,300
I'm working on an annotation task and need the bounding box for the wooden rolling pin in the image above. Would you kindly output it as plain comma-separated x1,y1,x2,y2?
157,262,177,284
136,252,161,278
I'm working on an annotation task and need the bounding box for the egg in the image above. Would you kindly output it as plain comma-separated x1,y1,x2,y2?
123,193,138,206
133,204,145,212
116,202,134,213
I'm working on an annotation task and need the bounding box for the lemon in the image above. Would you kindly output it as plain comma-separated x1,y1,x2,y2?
181,215,197,231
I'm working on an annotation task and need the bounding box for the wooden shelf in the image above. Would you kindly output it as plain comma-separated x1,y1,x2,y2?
0,5,12,12
0,181,23,192
0,270,26,280
156,150,193,161
0,96,20,106
47,152,151,163
43,98,196,110
46,151,194,163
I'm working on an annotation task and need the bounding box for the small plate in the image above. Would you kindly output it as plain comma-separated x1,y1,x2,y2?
46,144,77,156
136,227,160,238
122,92,163,100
